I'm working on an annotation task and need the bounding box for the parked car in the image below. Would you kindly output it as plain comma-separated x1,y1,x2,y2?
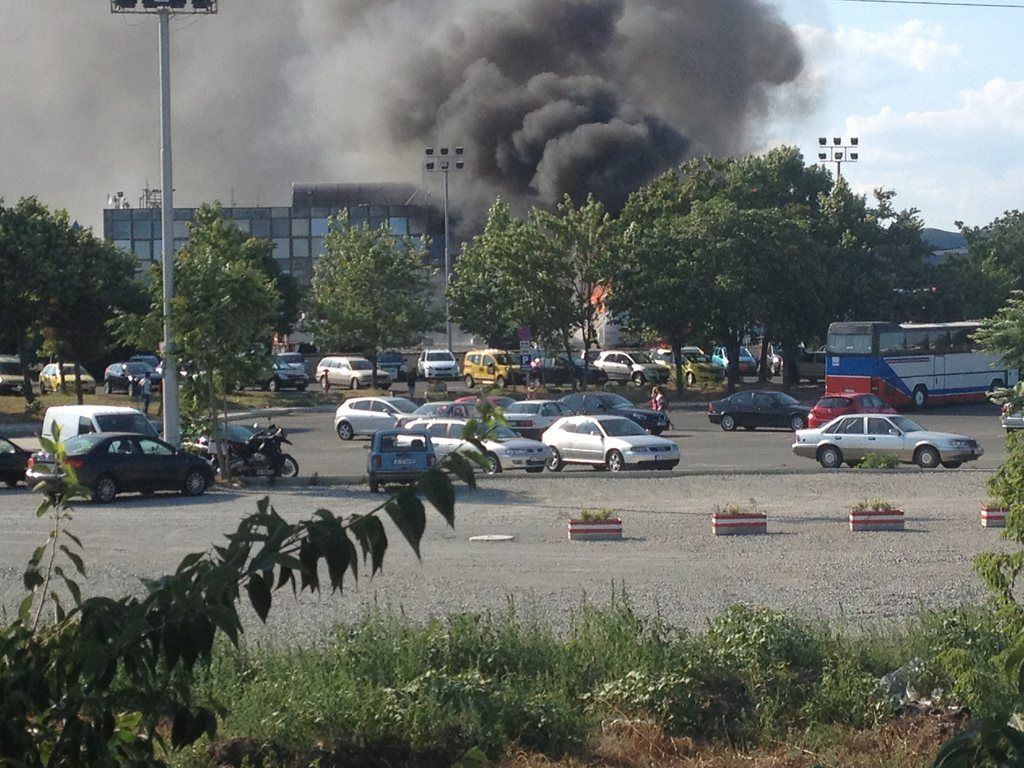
255,360,308,392
404,418,550,475
452,395,516,409
42,405,158,442
711,346,758,376
0,437,31,487
768,345,828,382
0,356,25,396
559,391,669,434
103,361,164,394
650,347,724,386
39,363,97,394
129,353,161,369
503,400,574,439
332,396,420,440
462,348,524,388
807,393,896,429
26,432,213,502
792,413,983,469
707,390,810,431
593,350,669,385
377,350,407,382
367,428,436,493
316,355,391,391
544,353,609,387
417,349,460,380
274,352,307,374
394,401,480,428
1002,405,1024,432
543,415,679,472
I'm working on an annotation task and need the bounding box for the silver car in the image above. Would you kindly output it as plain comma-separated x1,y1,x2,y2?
792,413,983,469
403,417,550,474
543,415,679,472
1001,404,1024,431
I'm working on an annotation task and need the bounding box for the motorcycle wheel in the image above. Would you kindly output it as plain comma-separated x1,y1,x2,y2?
276,454,299,478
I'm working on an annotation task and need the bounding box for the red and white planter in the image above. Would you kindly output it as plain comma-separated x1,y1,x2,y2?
567,518,623,541
980,506,1008,528
849,508,904,532
711,512,767,536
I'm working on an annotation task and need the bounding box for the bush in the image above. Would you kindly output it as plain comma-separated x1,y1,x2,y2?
855,452,900,469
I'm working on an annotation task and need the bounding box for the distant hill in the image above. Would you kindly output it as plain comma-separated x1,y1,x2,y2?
922,228,966,252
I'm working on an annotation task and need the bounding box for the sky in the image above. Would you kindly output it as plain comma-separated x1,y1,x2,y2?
0,0,1020,235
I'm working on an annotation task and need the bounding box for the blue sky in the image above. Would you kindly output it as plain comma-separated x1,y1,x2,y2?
765,0,1023,230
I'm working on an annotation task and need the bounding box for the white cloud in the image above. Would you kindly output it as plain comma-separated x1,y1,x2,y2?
837,20,960,72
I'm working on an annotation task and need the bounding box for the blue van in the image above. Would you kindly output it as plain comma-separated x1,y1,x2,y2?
367,429,435,493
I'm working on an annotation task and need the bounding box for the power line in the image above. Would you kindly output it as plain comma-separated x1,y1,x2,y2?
835,0,1024,7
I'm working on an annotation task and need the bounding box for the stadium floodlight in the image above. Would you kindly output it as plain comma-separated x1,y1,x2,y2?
111,0,216,12
424,146,466,352
814,135,860,180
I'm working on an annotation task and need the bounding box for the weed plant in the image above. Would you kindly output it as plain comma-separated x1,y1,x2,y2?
178,596,1020,766
855,452,900,469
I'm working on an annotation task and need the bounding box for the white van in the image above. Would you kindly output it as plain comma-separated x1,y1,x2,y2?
41,405,159,443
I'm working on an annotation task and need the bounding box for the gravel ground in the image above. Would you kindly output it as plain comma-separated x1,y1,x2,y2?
0,467,1011,642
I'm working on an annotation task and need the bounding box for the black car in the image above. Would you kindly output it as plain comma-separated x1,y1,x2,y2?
0,358,25,396
0,437,31,486
558,391,668,434
257,361,309,392
537,355,609,387
707,390,811,432
377,350,408,382
103,361,163,394
26,432,213,503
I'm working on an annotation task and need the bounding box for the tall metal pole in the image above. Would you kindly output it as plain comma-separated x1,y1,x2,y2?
158,9,180,445
443,169,452,352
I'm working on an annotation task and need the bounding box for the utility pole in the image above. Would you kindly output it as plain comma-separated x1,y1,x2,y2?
424,146,464,351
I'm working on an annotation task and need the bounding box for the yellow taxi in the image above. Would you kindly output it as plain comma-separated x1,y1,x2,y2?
650,346,725,387
39,363,97,395
462,349,524,389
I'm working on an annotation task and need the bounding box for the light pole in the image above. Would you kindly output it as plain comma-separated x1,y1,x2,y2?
424,146,464,352
110,0,217,446
817,136,859,179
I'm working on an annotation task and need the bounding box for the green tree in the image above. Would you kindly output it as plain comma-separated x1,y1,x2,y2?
960,209,1024,292
305,213,439,385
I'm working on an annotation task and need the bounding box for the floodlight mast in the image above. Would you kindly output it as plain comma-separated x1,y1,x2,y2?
110,0,217,446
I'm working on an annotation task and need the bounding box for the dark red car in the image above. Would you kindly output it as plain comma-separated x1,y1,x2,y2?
807,393,896,428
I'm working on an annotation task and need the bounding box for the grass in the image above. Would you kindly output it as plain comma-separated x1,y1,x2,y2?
169,597,1016,768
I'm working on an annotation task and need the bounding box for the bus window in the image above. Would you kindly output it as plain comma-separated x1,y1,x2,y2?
949,328,972,353
827,333,872,355
928,330,951,353
905,331,928,354
878,331,905,356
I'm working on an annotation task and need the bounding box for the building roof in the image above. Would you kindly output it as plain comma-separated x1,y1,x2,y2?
291,182,422,209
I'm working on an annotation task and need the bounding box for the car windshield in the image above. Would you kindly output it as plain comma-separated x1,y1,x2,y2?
379,351,402,363
414,403,446,415
505,403,536,414
125,362,156,375
740,347,755,359
60,364,86,375
686,354,711,364
219,424,256,441
890,415,925,433
630,352,654,364
386,398,419,413
64,433,109,456
595,393,633,408
601,418,647,437
489,425,519,441
95,413,159,437
276,354,303,365
0,362,20,375
426,352,454,362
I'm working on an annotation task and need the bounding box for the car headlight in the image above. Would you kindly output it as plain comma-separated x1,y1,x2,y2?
947,438,973,448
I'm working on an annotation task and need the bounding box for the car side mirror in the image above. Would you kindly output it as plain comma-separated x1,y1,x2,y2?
889,429,900,436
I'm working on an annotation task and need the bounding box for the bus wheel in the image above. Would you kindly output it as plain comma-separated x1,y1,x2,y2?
912,385,928,409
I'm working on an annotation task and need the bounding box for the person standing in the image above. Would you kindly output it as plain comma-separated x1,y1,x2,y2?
141,372,153,416
406,364,418,400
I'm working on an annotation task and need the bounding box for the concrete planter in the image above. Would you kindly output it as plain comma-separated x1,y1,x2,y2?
711,512,767,536
981,506,1008,528
849,508,904,532
567,518,623,541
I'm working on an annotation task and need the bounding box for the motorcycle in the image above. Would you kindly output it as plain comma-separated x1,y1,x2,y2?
192,422,300,479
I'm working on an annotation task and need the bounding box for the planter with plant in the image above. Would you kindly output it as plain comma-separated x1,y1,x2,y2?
568,508,623,541
980,499,1009,528
849,499,904,531
711,499,767,536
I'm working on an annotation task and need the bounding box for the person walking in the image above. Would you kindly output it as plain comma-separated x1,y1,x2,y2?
406,364,418,400
140,372,153,416
650,385,671,428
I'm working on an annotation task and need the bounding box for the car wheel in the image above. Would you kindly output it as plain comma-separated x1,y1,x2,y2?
320,375,330,392
92,474,118,503
268,378,279,393
942,460,962,469
632,372,646,386
817,445,843,469
465,374,475,388
336,421,354,441
277,455,299,478
915,445,940,469
525,466,544,474
912,385,928,409
369,480,380,493
182,469,208,497
350,377,360,390
104,381,112,394
546,447,563,472
2,474,21,487
495,375,506,388
685,372,696,387
484,452,502,475
720,414,737,432
606,450,626,472
790,414,806,431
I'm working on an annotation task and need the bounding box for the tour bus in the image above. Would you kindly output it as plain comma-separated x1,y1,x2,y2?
824,321,1018,408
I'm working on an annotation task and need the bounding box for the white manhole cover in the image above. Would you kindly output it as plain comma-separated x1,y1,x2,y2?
469,534,516,542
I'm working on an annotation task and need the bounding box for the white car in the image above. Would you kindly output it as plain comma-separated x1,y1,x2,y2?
403,417,550,474
316,355,391,391
333,396,419,441
417,349,460,380
593,350,668,385
542,415,680,472
503,400,573,439
792,413,983,469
